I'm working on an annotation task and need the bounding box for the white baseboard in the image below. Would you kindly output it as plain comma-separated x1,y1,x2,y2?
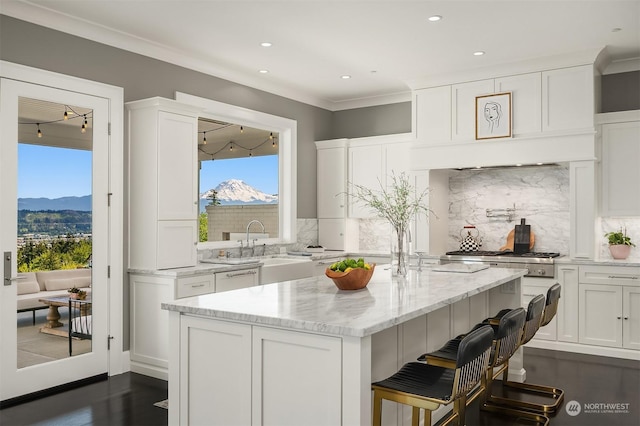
527,339,640,361
130,360,169,381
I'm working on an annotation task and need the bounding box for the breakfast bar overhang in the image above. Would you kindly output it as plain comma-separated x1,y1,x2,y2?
162,266,527,426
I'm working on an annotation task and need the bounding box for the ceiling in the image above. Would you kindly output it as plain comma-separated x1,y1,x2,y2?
2,1,639,110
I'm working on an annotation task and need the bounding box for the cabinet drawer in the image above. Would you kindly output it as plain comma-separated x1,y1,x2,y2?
176,275,214,299
579,265,640,286
216,268,259,293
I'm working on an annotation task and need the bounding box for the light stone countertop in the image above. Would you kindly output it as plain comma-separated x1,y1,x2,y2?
555,257,640,267
161,265,526,338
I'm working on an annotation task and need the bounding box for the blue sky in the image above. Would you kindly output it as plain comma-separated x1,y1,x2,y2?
18,144,279,198
18,144,92,198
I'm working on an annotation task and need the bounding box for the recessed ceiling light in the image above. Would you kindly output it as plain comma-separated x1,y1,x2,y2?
260,42,272,47
341,75,351,79
428,15,442,22
259,69,269,74
516,163,523,167
536,162,544,165
473,51,485,56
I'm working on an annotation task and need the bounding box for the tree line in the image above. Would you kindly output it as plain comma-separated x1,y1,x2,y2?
18,235,92,272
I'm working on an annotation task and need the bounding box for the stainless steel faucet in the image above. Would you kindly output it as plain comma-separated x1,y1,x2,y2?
246,220,265,257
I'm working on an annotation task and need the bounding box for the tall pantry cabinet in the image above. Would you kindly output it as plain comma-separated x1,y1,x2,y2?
127,97,202,270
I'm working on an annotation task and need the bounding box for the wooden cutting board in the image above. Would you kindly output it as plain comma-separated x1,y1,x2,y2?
500,229,535,251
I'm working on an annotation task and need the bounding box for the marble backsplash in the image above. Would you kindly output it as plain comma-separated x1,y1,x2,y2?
448,165,570,254
599,217,640,261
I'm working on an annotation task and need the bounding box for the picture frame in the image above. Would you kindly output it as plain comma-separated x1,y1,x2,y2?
475,92,512,140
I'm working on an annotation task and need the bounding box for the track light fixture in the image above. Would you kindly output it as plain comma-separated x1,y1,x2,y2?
240,126,244,133
37,123,42,138
63,106,68,120
203,131,207,144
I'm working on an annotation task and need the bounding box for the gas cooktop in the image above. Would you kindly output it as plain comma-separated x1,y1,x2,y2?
444,251,560,258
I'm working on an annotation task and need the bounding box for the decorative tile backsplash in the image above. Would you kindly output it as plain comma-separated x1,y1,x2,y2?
448,165,570,254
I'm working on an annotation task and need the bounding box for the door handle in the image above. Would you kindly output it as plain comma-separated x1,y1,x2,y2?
4,251,12,286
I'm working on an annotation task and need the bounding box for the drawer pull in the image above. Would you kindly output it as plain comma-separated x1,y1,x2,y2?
523,293,538,297
607,275,639,280
226,271,257,278
190,284,205,288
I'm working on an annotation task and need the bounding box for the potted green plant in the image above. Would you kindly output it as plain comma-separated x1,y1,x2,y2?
350,172,434,276
604,228,635,260
68,287,87,300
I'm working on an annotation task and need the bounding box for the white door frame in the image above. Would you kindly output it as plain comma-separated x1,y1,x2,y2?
0,60,126,381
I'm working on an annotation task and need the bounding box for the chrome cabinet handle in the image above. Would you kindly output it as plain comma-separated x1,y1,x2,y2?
226,271,257,278
190,284,205,288
607,275,639,280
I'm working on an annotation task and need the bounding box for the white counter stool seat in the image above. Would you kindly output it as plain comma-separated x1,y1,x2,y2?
372,325,494,426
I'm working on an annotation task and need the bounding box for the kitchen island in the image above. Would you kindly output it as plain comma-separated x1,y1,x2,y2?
162,265,526,426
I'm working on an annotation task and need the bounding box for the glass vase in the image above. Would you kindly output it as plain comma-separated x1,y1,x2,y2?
391,226,410,277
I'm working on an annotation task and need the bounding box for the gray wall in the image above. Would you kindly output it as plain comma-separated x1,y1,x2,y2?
601,71,640,113
331,102,412,138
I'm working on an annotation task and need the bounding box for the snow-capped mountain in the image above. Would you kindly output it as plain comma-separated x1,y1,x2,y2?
200,179,278,208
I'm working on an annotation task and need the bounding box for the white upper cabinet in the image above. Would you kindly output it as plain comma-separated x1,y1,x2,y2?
451,79,495,141
495,72,542,136
127,97,201,270
413,86,451,143
316,140,348,219
541,65,594,132
348,135,412,218
600,117,640,216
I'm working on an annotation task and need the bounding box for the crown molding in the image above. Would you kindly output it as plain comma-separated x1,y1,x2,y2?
407,48,606,90
1,2,411,112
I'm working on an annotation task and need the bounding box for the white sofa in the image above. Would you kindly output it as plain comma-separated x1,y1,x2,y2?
17,269,92,323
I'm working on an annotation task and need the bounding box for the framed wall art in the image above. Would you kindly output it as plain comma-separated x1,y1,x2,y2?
475,92,512,140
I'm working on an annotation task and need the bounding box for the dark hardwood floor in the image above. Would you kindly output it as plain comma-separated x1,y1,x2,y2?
0,347,637,425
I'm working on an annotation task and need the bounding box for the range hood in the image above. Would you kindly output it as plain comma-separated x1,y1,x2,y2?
411,131,596,171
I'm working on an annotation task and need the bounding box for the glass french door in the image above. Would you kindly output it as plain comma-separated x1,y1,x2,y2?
0,78,109,402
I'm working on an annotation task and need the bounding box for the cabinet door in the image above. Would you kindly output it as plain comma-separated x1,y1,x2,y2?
129,274,173,372
601,121,640,216
317,147,347,218
157,111,198,220
157,220,197,269
542,65,593,132
384,141,411,179
349,144,382,218
215,268,259,293
579,284,623,348
556,265,579,342
451,79,495,140
179,316,252,426
318,219,347,250
495,72,541,135
413,86,451,143
252,326,342,425
522,278,557,341
623,286,640,350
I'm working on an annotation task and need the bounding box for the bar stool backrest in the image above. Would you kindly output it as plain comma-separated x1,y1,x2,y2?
493,307,526,367
522,294,546,346
452,325,494,400
542,283,561,327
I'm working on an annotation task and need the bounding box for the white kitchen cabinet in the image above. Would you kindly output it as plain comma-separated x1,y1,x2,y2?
129,271,215,379
556,264,579,343
316,139,359,251
495,72,542,136
541,65,594,132
251,326,342,425
348,136,412,218
413,85,451,143
215,268,259,293
318,218,359,251
522,277,557,341
600,116,640,216
311,257,342,276
177,316,252,426
127,97,201,270
451,79,495,141
316,139,348,218
578,265,640,350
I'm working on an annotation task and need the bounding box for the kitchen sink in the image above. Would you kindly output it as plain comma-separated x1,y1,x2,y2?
259,256,313,285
